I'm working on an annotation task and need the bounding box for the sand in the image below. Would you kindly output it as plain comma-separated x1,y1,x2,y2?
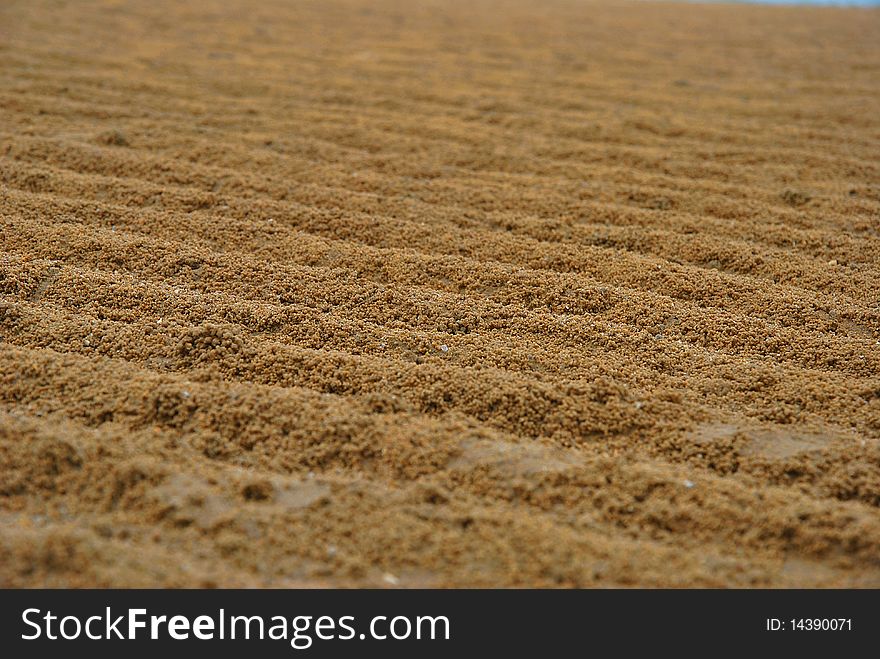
1,0,879,587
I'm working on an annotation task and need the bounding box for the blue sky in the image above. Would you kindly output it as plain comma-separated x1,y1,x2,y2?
712,0,879,5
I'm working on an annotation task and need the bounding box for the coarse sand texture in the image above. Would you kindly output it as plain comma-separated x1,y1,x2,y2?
1,0,880,587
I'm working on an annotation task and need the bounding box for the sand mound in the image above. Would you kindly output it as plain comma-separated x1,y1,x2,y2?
1,0,879,587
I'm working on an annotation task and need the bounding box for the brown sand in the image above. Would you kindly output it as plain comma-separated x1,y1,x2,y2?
1,0,879,588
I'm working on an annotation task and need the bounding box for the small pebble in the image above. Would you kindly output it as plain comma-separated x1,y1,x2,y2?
382,573,400,585
439,344,449,352
683,479,695,489
828,259,838,266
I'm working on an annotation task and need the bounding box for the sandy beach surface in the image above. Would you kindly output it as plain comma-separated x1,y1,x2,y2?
1,0,879,587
